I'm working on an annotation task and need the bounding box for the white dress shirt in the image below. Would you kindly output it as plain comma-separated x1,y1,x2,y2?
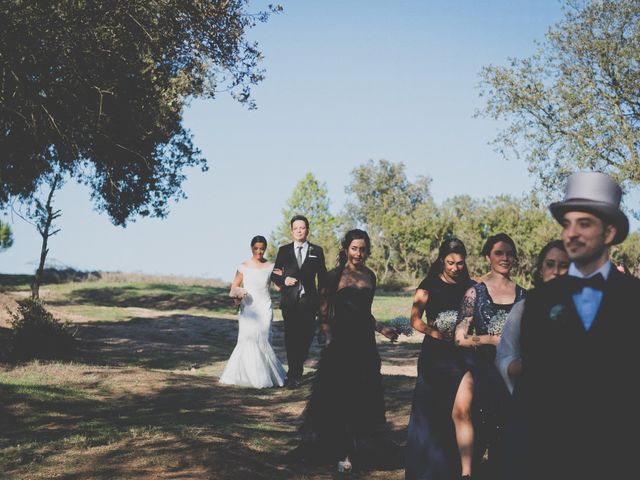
495,299,525,394
568,260,611,331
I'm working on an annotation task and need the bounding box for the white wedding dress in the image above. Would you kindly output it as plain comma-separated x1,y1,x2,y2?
219,263,286,388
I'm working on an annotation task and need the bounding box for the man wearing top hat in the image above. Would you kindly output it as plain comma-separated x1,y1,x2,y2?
516,172,639,480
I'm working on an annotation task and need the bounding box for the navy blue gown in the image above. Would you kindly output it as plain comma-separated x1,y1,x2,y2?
460,282,525,475
405,275,475,480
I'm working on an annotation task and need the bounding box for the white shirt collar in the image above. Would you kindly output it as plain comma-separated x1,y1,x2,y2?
568,260,612,280
294,240,309,248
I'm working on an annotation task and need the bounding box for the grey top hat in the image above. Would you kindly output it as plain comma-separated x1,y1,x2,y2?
549,171,629,244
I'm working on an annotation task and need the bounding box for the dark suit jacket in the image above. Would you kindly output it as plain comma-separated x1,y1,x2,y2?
518,266,640,479
271,242,327,310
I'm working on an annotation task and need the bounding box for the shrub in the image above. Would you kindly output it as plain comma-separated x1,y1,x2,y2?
8,298,75,360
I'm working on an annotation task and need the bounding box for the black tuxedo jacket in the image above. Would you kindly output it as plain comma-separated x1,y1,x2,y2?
518,266,640,479
271,242,327,310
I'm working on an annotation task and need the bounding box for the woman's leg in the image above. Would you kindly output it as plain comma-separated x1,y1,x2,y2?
452,371,474,476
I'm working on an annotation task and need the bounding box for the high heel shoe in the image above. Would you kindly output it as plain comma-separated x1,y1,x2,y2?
338,459,352,473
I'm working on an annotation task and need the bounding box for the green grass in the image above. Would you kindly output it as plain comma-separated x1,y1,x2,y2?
372,292,413,322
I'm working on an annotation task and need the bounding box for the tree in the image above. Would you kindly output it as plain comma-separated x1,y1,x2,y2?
1,0,280,225
0,219,13,252
29,176,63,299
11,173,63,298
344,160,438,286
269,173,340,267
478,0,640,196
441,194,561,287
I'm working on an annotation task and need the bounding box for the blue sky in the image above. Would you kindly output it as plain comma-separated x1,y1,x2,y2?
3,1,589,282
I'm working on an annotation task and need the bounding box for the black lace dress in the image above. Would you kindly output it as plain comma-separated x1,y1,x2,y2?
293,270,389,466
405,275,476,480
460,282,526,471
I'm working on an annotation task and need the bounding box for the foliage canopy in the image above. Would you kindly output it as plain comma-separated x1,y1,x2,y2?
478,0,640,197
0,219,13,252
0,0,278,225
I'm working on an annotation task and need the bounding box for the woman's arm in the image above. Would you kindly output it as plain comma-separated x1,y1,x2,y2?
371,270,397,341
454,286,500,348
411,288,455,340
495,299,525,394
410,289,430,335
375,320,399,342
271,267,283,292
229,270,245,305
317,269,335,346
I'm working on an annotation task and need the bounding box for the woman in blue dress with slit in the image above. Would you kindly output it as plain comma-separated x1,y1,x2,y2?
405,238,476,480
455,233,525,479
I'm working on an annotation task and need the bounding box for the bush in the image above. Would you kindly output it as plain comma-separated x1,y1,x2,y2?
8,298,75,361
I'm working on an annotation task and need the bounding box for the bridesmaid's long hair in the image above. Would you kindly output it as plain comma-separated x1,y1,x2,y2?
532,239,566,288
337,229,371,267
425,237,471,283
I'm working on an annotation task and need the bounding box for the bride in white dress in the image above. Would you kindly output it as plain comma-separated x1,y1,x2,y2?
219,235,286,388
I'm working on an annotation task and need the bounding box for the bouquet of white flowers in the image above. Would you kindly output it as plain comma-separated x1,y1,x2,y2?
389,316,413,336
434,310,459,334
487,310,509,335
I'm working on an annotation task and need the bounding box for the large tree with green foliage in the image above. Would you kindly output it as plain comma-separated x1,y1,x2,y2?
478,0,640,195
269,173,340,266
443,194,561,286
344,159,439,286
0,218,13,252
1,0,279,225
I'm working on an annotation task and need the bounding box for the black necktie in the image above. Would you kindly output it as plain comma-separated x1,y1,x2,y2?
567,273,606,293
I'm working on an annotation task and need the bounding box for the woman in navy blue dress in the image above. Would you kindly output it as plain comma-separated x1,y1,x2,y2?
405,238,476,480
455,233,525,479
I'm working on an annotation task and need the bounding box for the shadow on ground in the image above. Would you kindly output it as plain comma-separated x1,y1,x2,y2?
50,284,237,312
72,314,255,370
0,364,415,479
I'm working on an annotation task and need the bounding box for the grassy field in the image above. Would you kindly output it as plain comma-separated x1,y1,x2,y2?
0,273,420,479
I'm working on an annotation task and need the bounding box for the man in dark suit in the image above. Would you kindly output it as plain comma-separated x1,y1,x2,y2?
271,215,327,388
517,172,639,480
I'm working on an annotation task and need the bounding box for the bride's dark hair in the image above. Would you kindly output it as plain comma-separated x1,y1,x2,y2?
250,235,268,247
337,229,371,266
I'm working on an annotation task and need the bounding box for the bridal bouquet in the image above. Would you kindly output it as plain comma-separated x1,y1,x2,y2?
434,310,459,334
389,316,414,337
487,310,509,335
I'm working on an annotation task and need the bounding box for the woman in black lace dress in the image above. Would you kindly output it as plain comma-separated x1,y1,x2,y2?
455,233,525,478
405,238,476,480
292,229,398,473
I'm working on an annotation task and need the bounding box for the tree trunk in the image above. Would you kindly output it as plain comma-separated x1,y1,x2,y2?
31,238,50,300
31,176,61,299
